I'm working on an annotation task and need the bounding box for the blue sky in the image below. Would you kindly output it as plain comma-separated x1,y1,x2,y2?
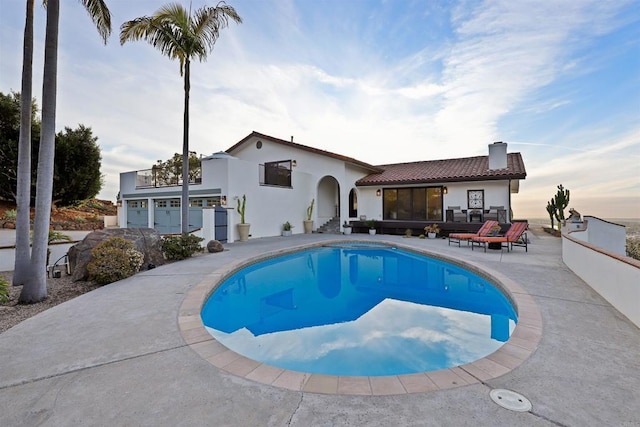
0,0,638,219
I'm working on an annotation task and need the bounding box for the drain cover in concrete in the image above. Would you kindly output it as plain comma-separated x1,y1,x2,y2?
490,389,532,412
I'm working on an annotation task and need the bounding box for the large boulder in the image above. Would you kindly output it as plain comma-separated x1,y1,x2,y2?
68,228,165,282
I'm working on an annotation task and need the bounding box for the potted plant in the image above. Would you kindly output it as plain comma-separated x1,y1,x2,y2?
366,219,377,235
303,199,314,234
424,223,440,239
236,194,250,242
282,221,293,237
343,221,352,235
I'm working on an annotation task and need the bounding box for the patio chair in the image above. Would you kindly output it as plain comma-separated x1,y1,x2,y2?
446,206,467,223
448,220,499,247
483,205,507,223
471,221,529,252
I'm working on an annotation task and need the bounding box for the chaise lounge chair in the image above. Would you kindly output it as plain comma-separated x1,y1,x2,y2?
470,221,529,252
448,220,499,247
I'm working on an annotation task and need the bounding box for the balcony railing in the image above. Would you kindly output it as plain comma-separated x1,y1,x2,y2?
259,161,292,187
135,168,202,189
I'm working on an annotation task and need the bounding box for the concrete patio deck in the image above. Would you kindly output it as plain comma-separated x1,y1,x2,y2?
1,230,638,426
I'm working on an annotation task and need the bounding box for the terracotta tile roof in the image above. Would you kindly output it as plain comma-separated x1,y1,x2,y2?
226,131,383,173
226,131,526,186
356,153,527,186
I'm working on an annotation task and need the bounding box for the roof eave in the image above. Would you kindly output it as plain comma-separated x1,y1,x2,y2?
226,131,382,173
356,174,526,187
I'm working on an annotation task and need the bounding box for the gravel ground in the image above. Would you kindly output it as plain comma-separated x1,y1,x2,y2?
0,271,100,334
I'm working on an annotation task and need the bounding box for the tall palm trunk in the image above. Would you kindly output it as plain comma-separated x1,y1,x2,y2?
181,59,190,235
19,0,59,303
13,0,35,286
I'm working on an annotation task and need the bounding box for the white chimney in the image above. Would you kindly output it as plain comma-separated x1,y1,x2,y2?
489,141,507,170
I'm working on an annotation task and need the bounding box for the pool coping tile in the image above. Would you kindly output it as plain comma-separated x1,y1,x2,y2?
271,370,310,391
223,356,262,377
398,373,439,393
337,376,373,395
245,363,285,384
303,375,339,394
370,375,407,395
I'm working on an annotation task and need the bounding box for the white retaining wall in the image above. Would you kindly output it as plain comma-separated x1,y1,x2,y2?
562,219,640,328
0,242,76,273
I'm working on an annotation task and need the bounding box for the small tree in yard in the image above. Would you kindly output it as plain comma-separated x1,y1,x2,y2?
0,93,103,207
153,152,200,186
54,125,102,205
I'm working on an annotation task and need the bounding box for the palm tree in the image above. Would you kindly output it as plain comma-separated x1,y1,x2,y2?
18,0,111,303
13,0,35,287
120,2,242,235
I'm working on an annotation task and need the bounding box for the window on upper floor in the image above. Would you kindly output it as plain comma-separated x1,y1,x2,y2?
260,160,292,188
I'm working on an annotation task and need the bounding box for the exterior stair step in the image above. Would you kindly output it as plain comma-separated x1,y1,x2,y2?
317,217,341,234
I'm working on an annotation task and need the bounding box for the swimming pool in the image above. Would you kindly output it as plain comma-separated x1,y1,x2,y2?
201,244,518,376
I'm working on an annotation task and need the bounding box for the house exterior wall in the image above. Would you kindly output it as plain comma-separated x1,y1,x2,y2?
223,156,316,240
442,181,510,211
118,133,523,238
228,135,375,235
119,168,222,234
365,180,513,223
442,180,512,220
355,187,382,222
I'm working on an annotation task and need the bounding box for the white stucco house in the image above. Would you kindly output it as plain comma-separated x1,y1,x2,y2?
119,131,527,242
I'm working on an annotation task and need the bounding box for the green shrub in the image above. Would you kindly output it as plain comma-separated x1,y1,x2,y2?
48,230,72,243
87,237,144,285
0,277,9,303
626,237,640,261
162,234,204,260
79,198,110,212
2,209,17,221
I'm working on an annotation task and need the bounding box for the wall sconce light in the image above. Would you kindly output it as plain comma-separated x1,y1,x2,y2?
292,160,297,167
376,189,381,197
443,186,448,194
221,196,227,206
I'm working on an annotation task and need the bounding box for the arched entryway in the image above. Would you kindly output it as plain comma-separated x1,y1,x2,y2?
317,176,340,228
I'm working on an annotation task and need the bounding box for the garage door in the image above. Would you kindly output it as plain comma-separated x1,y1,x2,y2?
154,199,181,234
126,200,148,228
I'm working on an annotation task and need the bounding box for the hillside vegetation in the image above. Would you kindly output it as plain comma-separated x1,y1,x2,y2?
0,198,117,230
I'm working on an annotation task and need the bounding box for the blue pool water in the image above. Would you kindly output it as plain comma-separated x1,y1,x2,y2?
201,244,517,376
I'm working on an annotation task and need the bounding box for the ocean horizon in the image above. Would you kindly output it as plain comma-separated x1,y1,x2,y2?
527,217,640,238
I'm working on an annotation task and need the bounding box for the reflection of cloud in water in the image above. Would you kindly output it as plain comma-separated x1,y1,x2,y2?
207,297,510,374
